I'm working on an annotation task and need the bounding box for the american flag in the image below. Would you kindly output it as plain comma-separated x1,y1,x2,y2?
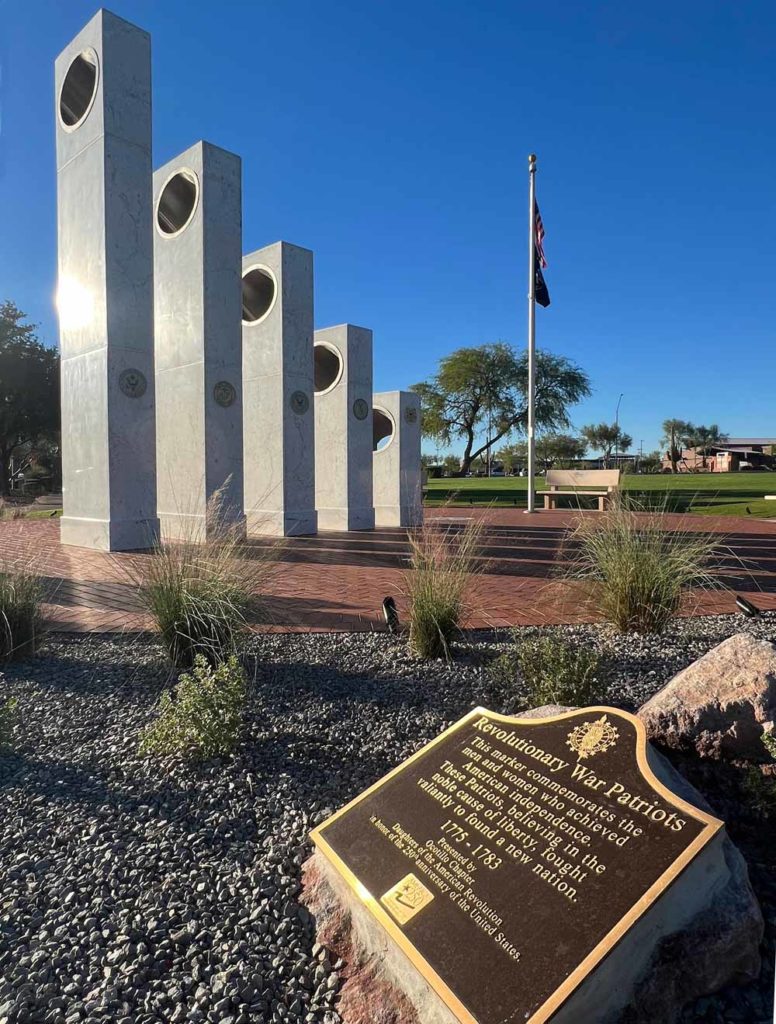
534,202,547,268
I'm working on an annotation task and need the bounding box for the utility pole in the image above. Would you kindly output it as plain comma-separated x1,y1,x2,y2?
614,392,624,467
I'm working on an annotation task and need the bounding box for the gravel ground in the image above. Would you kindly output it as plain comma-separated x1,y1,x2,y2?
1,612,775,1024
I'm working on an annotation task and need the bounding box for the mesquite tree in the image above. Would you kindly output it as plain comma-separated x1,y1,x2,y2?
411,343,590,476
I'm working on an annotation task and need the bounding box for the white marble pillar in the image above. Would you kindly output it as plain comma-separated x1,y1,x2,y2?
372,391,423,527
242,242,317,536
314,325,375,531
153,141,244,542
55,11,158,550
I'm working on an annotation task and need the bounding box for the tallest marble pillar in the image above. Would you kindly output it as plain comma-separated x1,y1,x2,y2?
55,10,158,550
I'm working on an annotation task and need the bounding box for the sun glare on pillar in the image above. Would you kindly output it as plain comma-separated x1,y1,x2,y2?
56,277,94,330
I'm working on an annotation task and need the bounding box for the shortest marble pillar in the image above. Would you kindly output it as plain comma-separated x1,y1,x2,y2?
372,391,423,527
242,242,317,537
314,325,375,531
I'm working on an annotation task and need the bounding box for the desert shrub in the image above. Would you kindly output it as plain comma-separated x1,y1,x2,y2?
130,489,275,669
761,732,776,760
0,696,19,750
403,517,482,660
564,497,721,634
0,568,44,661
139,654,246,762
491,630,609,707
740,765,776,820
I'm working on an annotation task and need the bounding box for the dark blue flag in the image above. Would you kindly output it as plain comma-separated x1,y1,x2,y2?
535,248,550,307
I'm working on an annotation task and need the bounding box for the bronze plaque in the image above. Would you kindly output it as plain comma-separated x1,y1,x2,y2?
311,707,722,1024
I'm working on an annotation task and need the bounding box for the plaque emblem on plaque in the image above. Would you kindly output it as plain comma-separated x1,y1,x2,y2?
381,873,434,925
404,406,418,424
119,369,147,399
352,398,369,420
213,381,236,407
290,390,310,415
566,714,619,761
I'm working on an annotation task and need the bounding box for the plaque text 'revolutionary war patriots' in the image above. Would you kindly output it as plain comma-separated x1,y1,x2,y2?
311,707,723,1024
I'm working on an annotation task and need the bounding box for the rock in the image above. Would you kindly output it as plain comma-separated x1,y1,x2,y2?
300,705,763,1024
638,634,776,761
519,704,573,719
300,857,422,1024
537,706,764,1023
617,836,763,1024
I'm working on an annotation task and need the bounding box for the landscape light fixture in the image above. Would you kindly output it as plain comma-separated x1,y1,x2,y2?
382,596,400,634
735,595,761,618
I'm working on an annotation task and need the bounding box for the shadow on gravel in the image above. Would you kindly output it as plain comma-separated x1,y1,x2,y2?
243,727,401,802
251,655,484,713
0,754,119,801
2,641,168,695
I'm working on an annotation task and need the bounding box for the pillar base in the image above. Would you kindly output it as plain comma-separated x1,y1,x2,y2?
246,509,318,538
60,516,159,552
159,511,246,544
317,507,375,532
374,504,424,528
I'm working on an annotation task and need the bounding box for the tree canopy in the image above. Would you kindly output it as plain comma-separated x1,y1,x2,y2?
0,301,60,496
411,342,590,476
497,433,586,472
685,424,728,468
660,418,694,473
689,424,728,451
579,422,632,465
660,420,728,471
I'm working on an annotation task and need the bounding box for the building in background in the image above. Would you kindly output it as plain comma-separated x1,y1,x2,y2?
661,438,776,473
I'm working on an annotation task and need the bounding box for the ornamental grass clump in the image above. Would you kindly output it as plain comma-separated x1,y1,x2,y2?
404,517,482,660
0,567,44,661
564,497,722,634
491,630,609,707
139,654,246,762
131,487,275,669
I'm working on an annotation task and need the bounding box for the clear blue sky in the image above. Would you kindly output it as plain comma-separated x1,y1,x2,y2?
1,0,774,455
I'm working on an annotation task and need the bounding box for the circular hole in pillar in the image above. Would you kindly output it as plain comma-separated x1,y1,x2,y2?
373,408,395,452
156,170,199,236
314,343,344,394
242,266,277,324
59,49,99,130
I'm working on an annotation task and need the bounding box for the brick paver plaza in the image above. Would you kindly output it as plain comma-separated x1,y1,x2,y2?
1,509,775,634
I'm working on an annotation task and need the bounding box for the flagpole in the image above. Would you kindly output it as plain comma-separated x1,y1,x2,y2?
525,153,537,514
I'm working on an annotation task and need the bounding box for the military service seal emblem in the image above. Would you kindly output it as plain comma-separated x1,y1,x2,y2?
566,714,619,761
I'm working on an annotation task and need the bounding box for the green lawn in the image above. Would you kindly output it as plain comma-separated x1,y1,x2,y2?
424,472,776,518
4,478,776,521
0,507,62,520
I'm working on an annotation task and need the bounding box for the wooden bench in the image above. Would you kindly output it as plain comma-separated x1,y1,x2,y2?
536,469,621,511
